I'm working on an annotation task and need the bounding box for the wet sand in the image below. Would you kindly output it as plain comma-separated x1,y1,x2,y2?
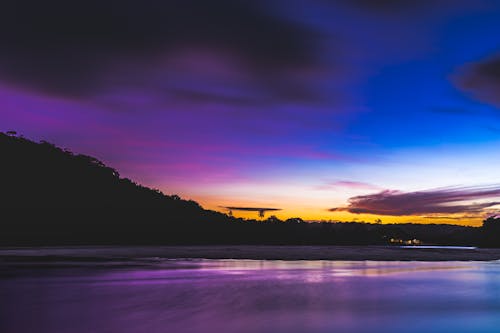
2,245,500,263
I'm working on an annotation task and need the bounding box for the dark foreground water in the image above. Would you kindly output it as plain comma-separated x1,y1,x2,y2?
1,256,500,333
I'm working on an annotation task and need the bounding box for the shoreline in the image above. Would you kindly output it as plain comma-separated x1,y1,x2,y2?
2,245,500,262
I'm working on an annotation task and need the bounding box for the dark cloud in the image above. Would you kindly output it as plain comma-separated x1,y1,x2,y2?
0,0,321,102
453,54,500,108
344,0,428,13
340,0,480,14
330,186,500,216
222,207,281,211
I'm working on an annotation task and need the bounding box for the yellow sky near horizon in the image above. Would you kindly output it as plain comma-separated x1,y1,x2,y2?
198,199,485,227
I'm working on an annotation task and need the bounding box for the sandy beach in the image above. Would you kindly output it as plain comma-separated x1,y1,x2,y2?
2,245,500,263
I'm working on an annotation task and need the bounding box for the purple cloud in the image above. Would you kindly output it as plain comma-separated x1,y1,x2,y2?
330,186,500,216
317,180,381,191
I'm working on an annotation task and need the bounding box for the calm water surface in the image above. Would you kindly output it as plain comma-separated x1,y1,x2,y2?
1,256,500,333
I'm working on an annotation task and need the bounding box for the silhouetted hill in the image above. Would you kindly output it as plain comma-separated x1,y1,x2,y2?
0,132,489,246
1,132,234,245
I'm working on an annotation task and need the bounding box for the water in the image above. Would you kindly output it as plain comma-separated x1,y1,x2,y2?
1,253,500,333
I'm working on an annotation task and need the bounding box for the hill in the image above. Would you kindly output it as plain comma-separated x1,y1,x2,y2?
1,132,234,244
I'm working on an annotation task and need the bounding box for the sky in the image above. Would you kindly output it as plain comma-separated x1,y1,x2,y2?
2,0,500,226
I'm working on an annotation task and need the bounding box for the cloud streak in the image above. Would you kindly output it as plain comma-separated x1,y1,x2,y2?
317,180,381,191
330,185,500,216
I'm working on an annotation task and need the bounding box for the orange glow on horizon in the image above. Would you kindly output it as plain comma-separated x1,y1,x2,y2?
190,195,484,227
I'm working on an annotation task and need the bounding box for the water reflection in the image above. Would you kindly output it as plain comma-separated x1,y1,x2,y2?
1,259,500,333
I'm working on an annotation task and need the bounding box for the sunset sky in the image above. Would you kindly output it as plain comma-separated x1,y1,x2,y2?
2,0,500,225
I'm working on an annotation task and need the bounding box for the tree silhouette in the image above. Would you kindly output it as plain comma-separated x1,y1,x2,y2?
483,216,500,247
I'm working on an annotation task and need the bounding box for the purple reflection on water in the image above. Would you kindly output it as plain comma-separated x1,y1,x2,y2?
1,259,500,333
